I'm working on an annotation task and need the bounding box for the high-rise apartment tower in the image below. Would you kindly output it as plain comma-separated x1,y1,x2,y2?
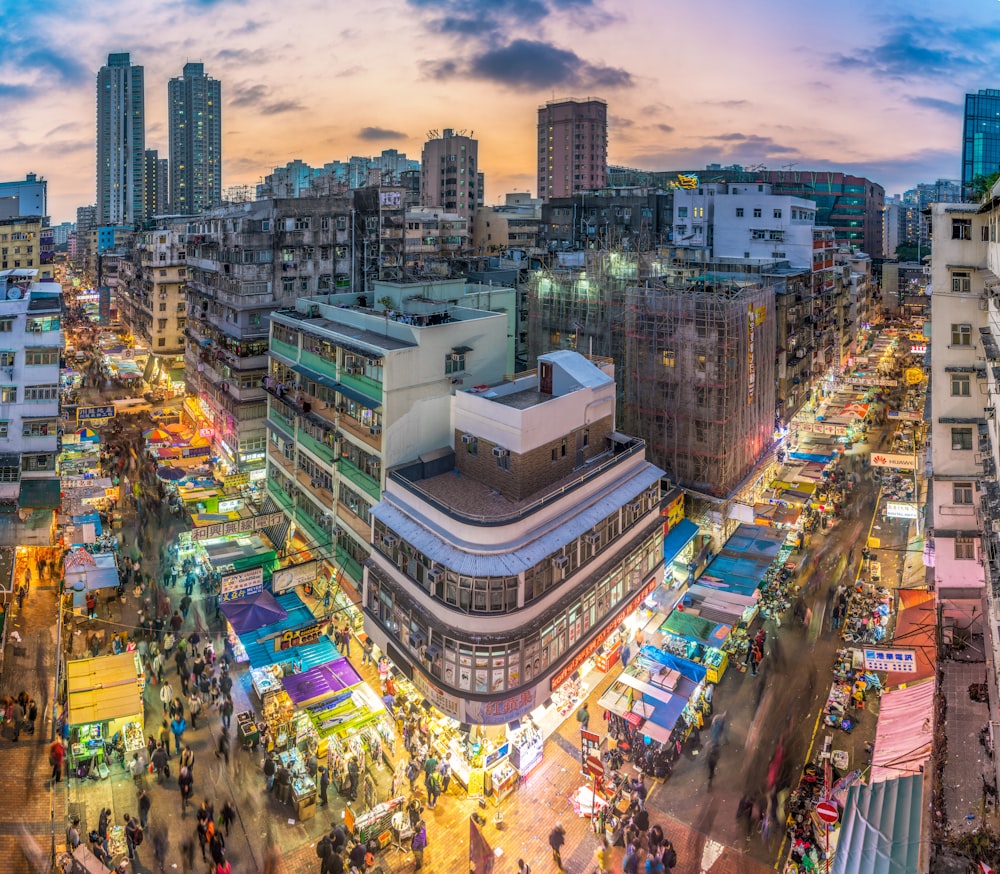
168,62,222,215
96,53,145,226
537,98,607,201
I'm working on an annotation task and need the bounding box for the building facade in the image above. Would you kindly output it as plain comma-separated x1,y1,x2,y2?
472,193,541,257
144,150,169,218
0,173,47,218
0,217,54,280
537,98,607,201
538,188,673,252
420,130,481,221
168,62,222,215
364,351,664,724
963,89,1000,198
265,285,509,600
96,53,145,227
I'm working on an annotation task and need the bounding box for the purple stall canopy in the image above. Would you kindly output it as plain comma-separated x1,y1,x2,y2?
281,658,363,706
221,590,288,636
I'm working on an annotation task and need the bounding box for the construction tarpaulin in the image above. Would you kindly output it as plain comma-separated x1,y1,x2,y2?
832,773,924,874
869,681,934,784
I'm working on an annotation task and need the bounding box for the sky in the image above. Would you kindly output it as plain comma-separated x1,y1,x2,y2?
3,0,997,223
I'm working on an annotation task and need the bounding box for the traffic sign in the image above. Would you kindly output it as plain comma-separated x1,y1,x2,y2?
815,801,839,824
585,755,604,778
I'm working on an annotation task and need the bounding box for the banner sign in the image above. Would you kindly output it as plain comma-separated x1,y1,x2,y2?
844,376,898,387
220,567,264,602
275,622,323,651
870,453,916,471
886,502,918,520
798,421,849,436
888,410,922,421
188,511,285,542
77,405,115,421
863,647,917,673
271,559,319,595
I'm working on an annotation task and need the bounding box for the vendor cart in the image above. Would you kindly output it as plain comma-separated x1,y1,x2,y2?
236,710,260,750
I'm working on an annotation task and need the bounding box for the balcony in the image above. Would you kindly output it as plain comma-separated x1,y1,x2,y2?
337,500,371,543
334,544,364,586
299,348,337,382
295,467,335,511
338,456,381,500
338,414,382,450
338,370,382,406
299,429,338,467
271,337,299,363
267,406,296,438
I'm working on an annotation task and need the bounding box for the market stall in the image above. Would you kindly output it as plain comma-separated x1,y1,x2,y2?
656,611,731,682
64,548,120,614
65,652,144,775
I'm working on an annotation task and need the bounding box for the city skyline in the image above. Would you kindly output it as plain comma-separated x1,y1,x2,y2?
3,0,997,223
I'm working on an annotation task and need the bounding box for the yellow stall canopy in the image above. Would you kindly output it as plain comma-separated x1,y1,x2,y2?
66,652,142,725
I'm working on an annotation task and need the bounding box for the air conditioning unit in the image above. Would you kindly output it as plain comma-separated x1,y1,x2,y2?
426,568,444,584
492,446,508,458
337,405,347,413
551,554,569,569
584,530,601,546
333,526,344,537
368,359,379,367
284,443,294,453
347,365,362,374
461,434,475,444
370,426,382,436
383,534,397,547
627,499,642,514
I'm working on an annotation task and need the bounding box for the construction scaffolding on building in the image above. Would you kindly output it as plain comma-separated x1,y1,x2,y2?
525,250,664,383
623,273,777,503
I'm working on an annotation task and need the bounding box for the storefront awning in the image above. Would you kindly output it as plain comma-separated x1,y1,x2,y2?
663,519,699,564
832,773,924,874
18,477,61,509
221,590,288,636
66,652,143,726
869,681,934,784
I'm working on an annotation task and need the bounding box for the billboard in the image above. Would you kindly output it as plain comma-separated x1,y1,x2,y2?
271,559,319,595
220,567,264,602
870,453,916,471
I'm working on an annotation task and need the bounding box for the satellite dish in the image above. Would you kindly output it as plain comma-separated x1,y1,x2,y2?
6,287,21,300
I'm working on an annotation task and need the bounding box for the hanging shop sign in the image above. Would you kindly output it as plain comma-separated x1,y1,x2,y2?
550,578,658,691
275,622,322,652
886,502,919,520
409,670,463,720
77,405,116,422
747,305,757,404
271,559,319,595
218,498,243,513
888,410,922,421
863,647,917,673
870,453,917,471
798,421,849,436
188,511,285,542
220,567,264,602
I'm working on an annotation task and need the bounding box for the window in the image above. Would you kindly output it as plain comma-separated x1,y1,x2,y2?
951,323,972,346
22,454,53,472
496,452,510,471
26,316,59,332
951,427,973,450
773,209,782,219
158,338,166,347
24,384,57,401
951,373,971,396
0,319,10,332
22,421,53,437
0,420,8,437
294,216,311,231
952,218,972,240
445,353,465,375
953,482,974,505
753,208,762,218
0,386,14,403
0,352,13,367
736,208,744,218
336,217,347,231
320,217,330,230
677,207,688,218
955,537,976,560
662,350,676,367
24,349,57,366
951,272,971,293
159,302,167,312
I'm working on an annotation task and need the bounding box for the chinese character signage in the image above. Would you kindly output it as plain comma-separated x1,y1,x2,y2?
863,647,917,673
220,567,264,602
77,405,115,421
275,622,322,651
188,511,285,542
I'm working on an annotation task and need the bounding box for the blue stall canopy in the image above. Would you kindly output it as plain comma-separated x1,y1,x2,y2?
832,773,924,874
636,645,707,684
236,590,338,670
696,523,787,597
789,451,836,464
663,519,699,565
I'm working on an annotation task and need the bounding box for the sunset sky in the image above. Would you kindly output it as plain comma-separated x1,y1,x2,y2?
4,0,997,223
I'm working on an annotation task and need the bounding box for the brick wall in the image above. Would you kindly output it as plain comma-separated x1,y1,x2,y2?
454,415,614,501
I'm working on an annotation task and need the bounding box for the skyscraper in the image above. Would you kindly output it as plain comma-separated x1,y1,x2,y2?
96,53,145,226
168,62,222,215
537,98,607,201
420,129,480,220
962,89,1000,198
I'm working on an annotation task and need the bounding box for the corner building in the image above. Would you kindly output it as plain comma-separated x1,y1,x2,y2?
363,351,665,726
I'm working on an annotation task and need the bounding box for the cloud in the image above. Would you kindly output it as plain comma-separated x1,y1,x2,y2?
410,0,606,42
260,99,303,115
335,65,366,78
705,99,750,108
459,39,632,90
358,126,407,141
229,83,268,107
831,23,990,80
214,47,274,66
655,123,674,133
908,95,963,117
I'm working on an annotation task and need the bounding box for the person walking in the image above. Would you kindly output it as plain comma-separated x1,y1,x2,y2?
178,766,194,815
548,824,566,873
158,719,172,757
10,697,23,741
220,695,233,731
216,730,230,766
411,819,428,870
426,769,442,808
124,813,141,861
170,714,187,755
318,766,330,807
159,679,173,713
47,738,65,784
151,741,168,782
138,789,152,830
187,690,203,730
575,702,590,731
362,637,374,666
181,745,195,776
263,752,276,792
706,742,721,789
596,837,612,874
220,800,236,838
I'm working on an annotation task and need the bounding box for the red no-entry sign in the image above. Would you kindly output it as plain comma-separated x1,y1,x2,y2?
816,801,839,824
586,755,605,778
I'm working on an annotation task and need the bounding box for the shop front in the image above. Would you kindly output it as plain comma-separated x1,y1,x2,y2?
65,652,144,775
